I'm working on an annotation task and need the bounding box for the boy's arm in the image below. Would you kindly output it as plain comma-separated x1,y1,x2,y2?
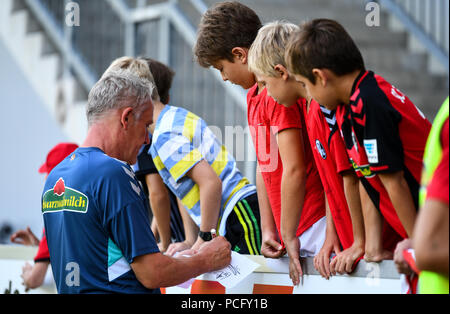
145,173,172,252
277,127,307,285
314,196,340,279
329,170,366,274
341,170,365,249
413,199,449,275
177,197,199,246
256,164,284,258
414,140,449,275
361,96,418,237
166,198,200,256
186,159,222,251
378,171,417,237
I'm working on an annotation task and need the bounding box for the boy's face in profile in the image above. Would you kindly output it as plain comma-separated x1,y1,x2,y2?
211,53,256,90
293,73,339,110
256,72,305,107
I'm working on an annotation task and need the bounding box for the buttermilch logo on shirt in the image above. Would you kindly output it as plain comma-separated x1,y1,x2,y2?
42,178,88,214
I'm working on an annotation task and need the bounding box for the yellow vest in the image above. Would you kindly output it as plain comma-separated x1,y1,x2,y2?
418,97,449,294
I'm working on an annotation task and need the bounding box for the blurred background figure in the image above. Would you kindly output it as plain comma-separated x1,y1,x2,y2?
414,97,449,294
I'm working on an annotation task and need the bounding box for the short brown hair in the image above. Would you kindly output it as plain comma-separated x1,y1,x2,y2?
285,19,365,83
140,58,175,105
194,1,262,68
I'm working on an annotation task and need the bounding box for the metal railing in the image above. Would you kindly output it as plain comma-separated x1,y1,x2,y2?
25,0,255,180
379,0,449,71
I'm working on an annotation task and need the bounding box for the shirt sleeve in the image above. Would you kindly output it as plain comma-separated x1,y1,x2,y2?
361,94,403,173
153,131,203,183
108,199,160,264
329,129,353,174
102,163,160,264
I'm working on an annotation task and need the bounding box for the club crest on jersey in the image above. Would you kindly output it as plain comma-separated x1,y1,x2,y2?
315,139,327,160
42,178,88,214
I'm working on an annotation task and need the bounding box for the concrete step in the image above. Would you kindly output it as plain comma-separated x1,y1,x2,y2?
9,11,28,45
22,32,43,75
361,48,428,74
373,69,448,92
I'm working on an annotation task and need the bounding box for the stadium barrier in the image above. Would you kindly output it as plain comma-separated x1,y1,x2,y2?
0,244,401,294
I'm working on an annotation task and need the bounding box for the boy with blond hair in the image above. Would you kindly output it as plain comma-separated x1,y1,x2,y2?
284,19,431,261
195,2,326,285
248,20,365,277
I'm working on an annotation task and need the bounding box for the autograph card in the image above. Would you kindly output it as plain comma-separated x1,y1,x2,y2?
205,251,259,289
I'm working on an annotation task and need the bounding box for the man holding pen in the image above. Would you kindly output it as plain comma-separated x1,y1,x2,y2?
42,59,231,294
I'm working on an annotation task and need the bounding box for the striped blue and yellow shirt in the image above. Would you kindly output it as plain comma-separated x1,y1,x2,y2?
149,105,256,235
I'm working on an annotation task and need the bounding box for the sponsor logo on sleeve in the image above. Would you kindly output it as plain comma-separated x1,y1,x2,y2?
364,139,379,164
42,178,88,214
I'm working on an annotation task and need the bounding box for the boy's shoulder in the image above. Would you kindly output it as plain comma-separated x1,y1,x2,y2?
159,105,203,127
353,70,406,107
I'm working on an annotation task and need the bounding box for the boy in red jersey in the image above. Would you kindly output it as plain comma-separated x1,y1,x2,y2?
248,21,366,277
285,18,431,260
194,3,326,285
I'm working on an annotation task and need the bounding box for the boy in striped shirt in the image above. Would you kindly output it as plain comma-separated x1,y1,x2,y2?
141,58,261,255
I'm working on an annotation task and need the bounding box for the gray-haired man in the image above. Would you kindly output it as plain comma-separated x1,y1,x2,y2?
42,60,231,294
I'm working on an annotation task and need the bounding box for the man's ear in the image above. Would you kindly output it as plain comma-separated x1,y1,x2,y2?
231,47,249,64
120,107,134,130
274,64,290,80
312,68,328,87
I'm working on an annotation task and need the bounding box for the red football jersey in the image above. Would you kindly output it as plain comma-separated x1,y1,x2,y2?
247,84,325,241
304,100,354,249
336,70,431,239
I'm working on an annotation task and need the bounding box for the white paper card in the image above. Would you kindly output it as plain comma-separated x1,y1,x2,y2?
203,251,260,289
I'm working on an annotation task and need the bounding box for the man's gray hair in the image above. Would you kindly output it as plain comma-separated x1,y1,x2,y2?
86,72,154,126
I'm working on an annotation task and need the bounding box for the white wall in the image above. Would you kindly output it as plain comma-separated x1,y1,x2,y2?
0,39,69,242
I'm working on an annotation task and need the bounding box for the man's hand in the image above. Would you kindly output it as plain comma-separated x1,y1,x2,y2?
197,236,232,271
132,236,231,289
